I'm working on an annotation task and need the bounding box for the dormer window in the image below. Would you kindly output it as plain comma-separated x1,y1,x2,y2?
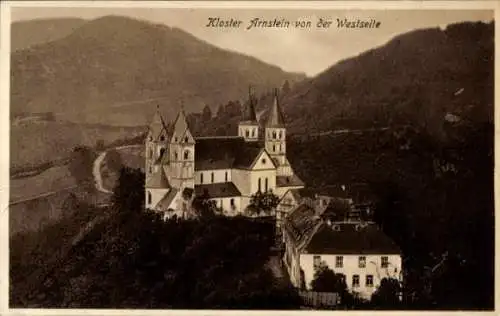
261,158,266,164
160,135,165,141
174,137,178,142
184,136,188,143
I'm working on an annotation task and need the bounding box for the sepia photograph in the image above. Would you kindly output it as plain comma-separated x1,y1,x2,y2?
3,1,496,312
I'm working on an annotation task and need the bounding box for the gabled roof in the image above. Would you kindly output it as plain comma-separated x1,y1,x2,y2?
194,136,266,171
265,88,286,128
146,167,170,189
170,109,193,142
195,182,242,198
276,174,305,188
241,86,258,124
305,223,401,255
156,188,179,210
284,203,322,249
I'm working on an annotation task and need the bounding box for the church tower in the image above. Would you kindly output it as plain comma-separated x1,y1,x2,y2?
168,108,195,189
265,88,292,176
238,86,260,142
145,106,169,178
145,106,171,209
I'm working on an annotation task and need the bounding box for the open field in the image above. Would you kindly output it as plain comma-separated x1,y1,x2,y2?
11,120,145,170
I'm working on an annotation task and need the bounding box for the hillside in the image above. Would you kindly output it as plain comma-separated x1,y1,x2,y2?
282,21,494,139
11,15,305,126
11,18,86,51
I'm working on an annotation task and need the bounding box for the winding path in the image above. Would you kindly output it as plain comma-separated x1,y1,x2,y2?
92,144,143,194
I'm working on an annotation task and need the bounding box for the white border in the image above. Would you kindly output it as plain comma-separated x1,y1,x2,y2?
1,1,498,316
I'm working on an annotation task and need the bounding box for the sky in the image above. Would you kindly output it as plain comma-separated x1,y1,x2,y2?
11,6,494,76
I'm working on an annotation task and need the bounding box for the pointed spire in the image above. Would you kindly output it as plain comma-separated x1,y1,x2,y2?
148,105,168,139
241,85,258,124
170,105,189,140
265,88,285,128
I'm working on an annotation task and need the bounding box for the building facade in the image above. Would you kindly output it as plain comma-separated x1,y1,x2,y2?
282,203,402,301
144,88,305,219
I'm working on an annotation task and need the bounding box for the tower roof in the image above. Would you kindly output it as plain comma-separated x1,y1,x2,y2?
265,88,286,128
171,107,190,138
148,105,168,139
240,86,258,124
146,166,170,189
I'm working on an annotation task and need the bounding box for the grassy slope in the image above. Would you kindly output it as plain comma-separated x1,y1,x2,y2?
282,22,494,138
11,18,86,51
11,15,305,126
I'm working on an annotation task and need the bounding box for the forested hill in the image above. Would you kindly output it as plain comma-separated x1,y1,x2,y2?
11,15,305,126
11,18,86,51
281,21,494,139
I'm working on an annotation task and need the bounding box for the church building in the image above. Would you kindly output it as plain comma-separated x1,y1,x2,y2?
144,88,305,219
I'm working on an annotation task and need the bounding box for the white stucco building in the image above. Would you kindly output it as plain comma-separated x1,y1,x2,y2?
283,203,402,300
144,88,304,219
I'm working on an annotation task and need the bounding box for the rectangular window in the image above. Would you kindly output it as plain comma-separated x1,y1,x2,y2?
225,171,228,182
230,198,235,206
335,256,343,268
366,275,374,287
211,172,214,183
352,275,360,288
381,256,389,268
200,173,204,184
313,255,321,269
358,256,366,268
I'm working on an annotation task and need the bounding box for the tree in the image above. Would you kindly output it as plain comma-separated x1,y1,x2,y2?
247,191,280,216
192,190,218,219
282,80,291,95
106,149,123,173
68,146,95,187
310,264,347,294
111,167,145,214
371,277,402,309
201,104,212,122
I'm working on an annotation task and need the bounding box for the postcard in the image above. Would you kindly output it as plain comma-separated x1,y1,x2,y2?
1,1,497,314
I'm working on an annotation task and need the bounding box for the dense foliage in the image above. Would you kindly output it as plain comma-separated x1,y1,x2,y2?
288,122,493,310
283,22,493,137
14,167,301,309
247,191,280,216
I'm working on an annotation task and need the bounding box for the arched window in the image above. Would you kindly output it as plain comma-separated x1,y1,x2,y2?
245,129,249,137
265,178,269,192
272,131,277,139
230,198,235,207
211,172,214,183
147,191,152,205
225,171,228,182
184,136,189,143
174,151,178,160
160,148,166,157
279,131,283,139
184,150,189,160
149,166,152,174
258,178,262,192
273,144,276,152
149,149,153,158
251,129,255,137
279,144,282,152
200,173,204,184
